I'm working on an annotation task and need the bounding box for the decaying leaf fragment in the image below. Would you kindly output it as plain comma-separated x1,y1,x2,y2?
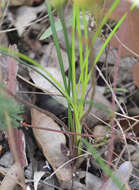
8,0,34,6
13,3,46,36
31,108,72,186
0,163,26,190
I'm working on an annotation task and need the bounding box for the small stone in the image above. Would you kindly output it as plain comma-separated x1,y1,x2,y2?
93,125,108,140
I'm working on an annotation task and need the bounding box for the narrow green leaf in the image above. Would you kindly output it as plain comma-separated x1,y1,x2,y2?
82,138,127,190
45,0,68,91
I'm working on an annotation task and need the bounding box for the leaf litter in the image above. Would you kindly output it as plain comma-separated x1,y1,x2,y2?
0,1,139,190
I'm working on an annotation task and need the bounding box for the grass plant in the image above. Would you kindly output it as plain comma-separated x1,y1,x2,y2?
0,0,136,146
0,0,136,189
0,0,136,145
44,0,122,147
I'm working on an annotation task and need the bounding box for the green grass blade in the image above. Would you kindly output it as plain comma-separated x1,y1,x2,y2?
76,5,85,117
94,14,127,65
82,138,127,190
0,47,82,132
92,0,121,45
82,9,89,78
87,13,128,83
56,7,73,129
71,3,77,102
0,46,74,105
76,6,83,81
57,8,72,68
45,0,68,91
0,49,64,95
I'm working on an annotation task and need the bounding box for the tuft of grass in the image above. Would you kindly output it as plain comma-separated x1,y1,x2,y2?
0,0,135,145
43,0,123,147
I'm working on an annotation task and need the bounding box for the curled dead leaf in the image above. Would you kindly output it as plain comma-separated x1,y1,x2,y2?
31,108,72,185
0,163,26,190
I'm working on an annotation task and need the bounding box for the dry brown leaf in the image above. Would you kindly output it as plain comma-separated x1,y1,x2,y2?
0,163,26,190
6,0,44,6
13,4,45,36
29,67,65,95
9,0,33,6
131,63,139,88
41,43,69,72
106,1,139,57
31,108,72,186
